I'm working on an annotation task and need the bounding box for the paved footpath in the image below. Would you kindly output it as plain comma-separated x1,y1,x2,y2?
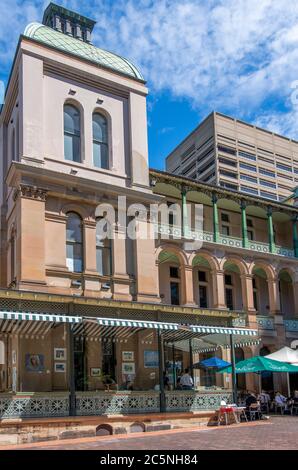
0,416,297,450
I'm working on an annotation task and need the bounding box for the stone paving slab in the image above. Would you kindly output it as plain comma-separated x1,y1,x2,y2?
1,418,292,450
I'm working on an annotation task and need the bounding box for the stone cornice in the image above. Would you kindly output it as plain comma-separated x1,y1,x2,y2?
13,184,48,202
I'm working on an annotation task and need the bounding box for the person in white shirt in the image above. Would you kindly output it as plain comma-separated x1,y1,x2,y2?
275,391,287,410
180,369,194,390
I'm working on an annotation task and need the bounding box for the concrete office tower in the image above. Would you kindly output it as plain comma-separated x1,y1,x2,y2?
166,111,298,202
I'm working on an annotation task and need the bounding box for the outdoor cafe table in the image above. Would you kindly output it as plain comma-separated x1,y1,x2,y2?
213,405,247,426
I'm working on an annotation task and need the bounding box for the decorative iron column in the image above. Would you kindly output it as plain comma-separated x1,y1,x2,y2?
68,323,76,416
158,330,166,412
181,185,188,238
241,200,248,248
172,344,176,388
292,215,298,258
212,193,219,243
229,334,238,405
267,206,276,254
189,339,194,382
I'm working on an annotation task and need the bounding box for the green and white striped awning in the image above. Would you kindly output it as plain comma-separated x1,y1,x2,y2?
0,311,82,323
190,325,258,336
96,317,179,330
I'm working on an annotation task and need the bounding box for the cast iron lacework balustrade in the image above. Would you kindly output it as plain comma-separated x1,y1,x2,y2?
0,395,69,419
0,392,235,418
284,319,298,332
256,316,275,330
155,224,295,258
232,315,247,327
75,392,160,415
218,234,242,248
165,392,233,412
275,246,295,258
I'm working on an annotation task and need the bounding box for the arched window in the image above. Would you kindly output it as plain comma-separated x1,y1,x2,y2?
96,218,112,275
64,104,81,162
66,212,83,272
93,113,108,169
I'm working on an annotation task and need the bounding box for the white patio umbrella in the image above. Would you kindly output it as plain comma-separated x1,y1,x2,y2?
265,347,298,396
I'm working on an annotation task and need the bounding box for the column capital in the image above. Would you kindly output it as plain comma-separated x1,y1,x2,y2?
181,184,188,196
240,273,253,280
267,205,273,216
240,199,247,210
212,192,218,204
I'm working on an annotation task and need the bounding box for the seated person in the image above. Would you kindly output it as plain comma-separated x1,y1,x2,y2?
180,369,194,390
275,391,287,409
245,391,257,409
245,391,262,419
258,389,271,408
293,390,298,405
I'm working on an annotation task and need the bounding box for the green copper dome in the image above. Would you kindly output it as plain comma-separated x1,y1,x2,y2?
24,23,144,81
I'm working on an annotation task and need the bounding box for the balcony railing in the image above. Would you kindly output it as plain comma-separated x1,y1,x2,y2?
155,224,296,258
284,319,298,332
256,316,275,330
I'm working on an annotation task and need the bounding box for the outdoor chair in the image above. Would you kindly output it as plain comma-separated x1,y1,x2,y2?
273,402,285,415
260,402,270,414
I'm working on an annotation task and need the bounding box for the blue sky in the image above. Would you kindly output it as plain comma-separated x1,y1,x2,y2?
1,0,298,170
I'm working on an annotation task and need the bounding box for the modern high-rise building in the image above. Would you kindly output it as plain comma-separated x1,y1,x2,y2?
166,111,298,202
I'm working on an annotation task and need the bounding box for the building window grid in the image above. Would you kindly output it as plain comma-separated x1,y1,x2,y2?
240,174,258,184
259,179,276,189
239,162,257,172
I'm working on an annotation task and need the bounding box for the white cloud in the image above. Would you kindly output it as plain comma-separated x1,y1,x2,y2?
254,108,298,140
1,0,298,138
91,0,298,135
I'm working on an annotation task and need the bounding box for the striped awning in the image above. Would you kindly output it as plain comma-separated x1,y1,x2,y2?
190,325,258,336
0,311,82,323
96,317,179,330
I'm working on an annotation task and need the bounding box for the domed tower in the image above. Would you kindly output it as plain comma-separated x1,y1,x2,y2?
0,3,159,303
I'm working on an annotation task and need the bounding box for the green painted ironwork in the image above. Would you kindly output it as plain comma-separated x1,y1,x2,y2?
181,187,188,238
267,207,276,254
293,217,298,258
212,193,219,243
241,200,249,249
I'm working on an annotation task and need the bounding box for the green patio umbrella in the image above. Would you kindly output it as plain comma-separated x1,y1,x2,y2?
219,356,298,374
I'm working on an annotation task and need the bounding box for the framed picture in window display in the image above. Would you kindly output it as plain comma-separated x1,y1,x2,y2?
144,350,159,368
54,348,66,361
122,363,135,374
54,363,66,373
25,354,45,372
90,368,101,377
122,351,134,362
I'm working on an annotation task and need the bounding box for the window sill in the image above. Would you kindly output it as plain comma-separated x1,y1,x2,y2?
44,157,128,179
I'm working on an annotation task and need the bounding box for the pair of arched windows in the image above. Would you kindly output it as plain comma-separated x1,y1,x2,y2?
63,104,109,169
66,212,112,276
